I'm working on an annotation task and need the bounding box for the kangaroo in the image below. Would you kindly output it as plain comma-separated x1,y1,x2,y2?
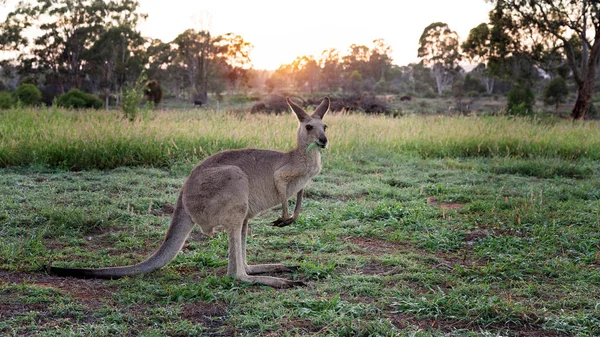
49,97,330,288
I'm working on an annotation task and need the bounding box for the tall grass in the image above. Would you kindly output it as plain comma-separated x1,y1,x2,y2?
1,107,599,169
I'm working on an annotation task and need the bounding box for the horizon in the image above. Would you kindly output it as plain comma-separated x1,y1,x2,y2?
1,0,493,70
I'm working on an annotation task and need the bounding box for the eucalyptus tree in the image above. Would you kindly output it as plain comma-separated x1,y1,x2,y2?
1,0,145,93
418,22,462,95
488,0,600,119
86,25,146,107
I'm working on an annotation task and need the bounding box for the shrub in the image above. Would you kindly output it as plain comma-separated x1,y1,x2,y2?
12,83,42,106
506,84,535,115
463,74,486,93
0,91,14,109
121,74,147,121
543,77,568,111
56,89,103,109
143,80,163,106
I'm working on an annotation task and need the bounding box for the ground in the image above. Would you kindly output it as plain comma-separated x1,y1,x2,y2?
1,152,599,336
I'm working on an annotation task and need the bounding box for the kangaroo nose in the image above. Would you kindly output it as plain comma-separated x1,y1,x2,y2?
318,136,328,147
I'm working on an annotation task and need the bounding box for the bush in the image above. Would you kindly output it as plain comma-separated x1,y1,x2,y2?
121,74,147,121
0,91,14,109
543,77,568,111
463,74,486,93
12,83,42,106
56,89,103,109
143,80,163,106
507,84,535,115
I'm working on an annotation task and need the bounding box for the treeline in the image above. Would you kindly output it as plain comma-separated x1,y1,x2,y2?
0,0,253,107
0,0,599,119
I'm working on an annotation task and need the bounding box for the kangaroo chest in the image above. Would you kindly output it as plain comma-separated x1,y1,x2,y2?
285,159,321,197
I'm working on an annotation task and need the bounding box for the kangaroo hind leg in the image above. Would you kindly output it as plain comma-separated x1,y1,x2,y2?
228,224,304,288
241,220,299,275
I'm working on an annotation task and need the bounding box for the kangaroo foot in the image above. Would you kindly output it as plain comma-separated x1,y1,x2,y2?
272,217,295,227
246,263,299,275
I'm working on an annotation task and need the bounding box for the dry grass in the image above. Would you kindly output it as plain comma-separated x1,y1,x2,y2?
1,107,599,169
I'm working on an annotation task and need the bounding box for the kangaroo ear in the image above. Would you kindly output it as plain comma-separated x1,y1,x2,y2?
287,97,311,122
311,97,330,120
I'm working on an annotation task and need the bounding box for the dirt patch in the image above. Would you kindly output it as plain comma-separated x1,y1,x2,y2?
0,271,116,302
361,262,399,276
151,202,175,216
464,229,488,243
182,302,229,335
388,313,567,336
426,196,465,209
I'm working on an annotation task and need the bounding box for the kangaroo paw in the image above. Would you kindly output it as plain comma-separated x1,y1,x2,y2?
272,217,295,227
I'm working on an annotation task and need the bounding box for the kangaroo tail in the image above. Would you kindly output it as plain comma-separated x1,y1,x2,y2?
49,193,195,279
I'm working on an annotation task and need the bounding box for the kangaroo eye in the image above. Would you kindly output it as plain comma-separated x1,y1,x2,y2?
305,125,313,131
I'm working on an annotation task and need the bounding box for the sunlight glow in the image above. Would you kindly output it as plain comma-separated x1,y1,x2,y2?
136,0,493,70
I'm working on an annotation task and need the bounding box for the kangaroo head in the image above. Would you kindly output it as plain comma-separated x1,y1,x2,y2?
287,97,329,149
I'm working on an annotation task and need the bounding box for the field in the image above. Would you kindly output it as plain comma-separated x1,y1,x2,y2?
1,107,599,336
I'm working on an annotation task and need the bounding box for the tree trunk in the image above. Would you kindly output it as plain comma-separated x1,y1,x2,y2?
572,45,598,119
572,80,593,119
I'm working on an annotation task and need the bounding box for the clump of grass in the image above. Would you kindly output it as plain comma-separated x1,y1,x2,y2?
1,108,600,169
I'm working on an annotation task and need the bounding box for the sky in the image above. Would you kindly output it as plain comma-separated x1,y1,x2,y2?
1,0,494,70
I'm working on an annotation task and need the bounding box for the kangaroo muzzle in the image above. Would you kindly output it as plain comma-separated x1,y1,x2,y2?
317,136,328,148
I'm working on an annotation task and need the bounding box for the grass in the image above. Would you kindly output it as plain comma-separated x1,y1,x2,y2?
0,107,599,336
1,107,599,169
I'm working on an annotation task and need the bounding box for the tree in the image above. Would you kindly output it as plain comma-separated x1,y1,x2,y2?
86,26,146,107
544,77,569,112
507,83,535,114
1,0,145,95
488,0,600,119
174,29,208,101
319,48,341,91
213,33,253,94
462,23,500,93
418,22,462,95
290,55,320,93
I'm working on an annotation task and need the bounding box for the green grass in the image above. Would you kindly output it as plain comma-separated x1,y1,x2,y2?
1,107,599,169
1,107,599,336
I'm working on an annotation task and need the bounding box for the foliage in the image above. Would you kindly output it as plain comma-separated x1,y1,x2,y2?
56,89,103,109
0,91,13,109
461,19,512,94
462,74,486,94
506,83,535,115
143,80,163,106
12,83,41,106
86,25,147,105
488,0,600,119
418,22,461,95
266,39,396,96
2,0,146,93
543,77,569,111
121,74,147,121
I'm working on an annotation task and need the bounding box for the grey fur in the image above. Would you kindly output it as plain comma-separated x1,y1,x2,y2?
49,97,330,288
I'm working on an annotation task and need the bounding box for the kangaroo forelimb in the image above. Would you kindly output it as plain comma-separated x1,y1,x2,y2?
272,190,304,227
